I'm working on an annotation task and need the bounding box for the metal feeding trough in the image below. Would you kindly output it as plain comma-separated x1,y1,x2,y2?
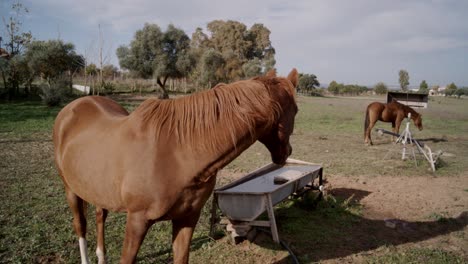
210,158,323,243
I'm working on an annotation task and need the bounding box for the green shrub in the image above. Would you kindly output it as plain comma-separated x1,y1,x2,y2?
40,77,71,106
105,81,115,93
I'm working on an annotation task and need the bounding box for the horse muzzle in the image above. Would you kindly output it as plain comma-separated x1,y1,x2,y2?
271,144,292,166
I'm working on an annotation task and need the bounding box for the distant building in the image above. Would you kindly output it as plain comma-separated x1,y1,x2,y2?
429,86,446,96
387,91,428,108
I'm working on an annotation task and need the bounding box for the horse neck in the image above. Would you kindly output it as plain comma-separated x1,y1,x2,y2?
181,104,276,184
130,87,279,183
405,106,418,119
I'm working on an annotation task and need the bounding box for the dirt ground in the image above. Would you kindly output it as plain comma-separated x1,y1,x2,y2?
217,170,468,263
327,173,468,261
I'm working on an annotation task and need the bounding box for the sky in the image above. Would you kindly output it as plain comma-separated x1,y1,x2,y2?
1,0,467,87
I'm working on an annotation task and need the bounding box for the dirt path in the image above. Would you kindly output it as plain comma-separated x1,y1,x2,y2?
328,174,468,222
324,174,468,262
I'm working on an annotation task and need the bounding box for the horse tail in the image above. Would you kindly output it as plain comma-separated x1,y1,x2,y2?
364,106,370,137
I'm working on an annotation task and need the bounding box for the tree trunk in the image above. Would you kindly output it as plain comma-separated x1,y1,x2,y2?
1,70,7,95
69,71,74,95
156,76,169,99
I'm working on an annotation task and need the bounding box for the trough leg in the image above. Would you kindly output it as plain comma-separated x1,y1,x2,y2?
265,194,279,243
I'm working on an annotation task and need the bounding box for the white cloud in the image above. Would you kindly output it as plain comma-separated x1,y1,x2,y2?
19,0,468,85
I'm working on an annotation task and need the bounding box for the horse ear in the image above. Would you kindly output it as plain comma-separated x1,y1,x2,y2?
265,69,277,78
287,68,299,88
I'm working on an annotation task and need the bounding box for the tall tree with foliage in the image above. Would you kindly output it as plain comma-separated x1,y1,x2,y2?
102,64,118,79
200,20,276,81
445,82,457,96
154,24,194,98
207,20,250,59
398,69,410,91
24,40,83,104
328,81,339,95
454,87,467,98
419,80,428,93
242,58,262,78
1,1,32,98
198,49,226,88
25,40,83,83
298,73,320,95
205,20,250,81
245,23,276,71
374,82,388,95
116,23,163,79
117,23,193,98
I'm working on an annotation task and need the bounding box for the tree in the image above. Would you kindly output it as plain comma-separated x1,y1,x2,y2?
198,49,225,88
0,54,9,91
23,40,83,105
445,82,457,96
242,58,262,78
298,73,320,95
454,87,467,98
190,27,209,58
374,82,388,95
25,40,83,83
1,1,32,98
245,23,276,72
117,23,194,98
398,69,410,91
202,20,276,81
85,63,98,76
102,64,118,80
115,45,133,72
207,20,250,59
419,80,428,93
328,81,339,95
116,23,163,81
154,24,194,98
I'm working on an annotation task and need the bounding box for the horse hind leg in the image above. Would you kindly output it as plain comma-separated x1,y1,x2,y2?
96,207,108,264
65,188,90,264
365,119,378,146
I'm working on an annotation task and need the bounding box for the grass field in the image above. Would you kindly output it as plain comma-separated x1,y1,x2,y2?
0,95,467,263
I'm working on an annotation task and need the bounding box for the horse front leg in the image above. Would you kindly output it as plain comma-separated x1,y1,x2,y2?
120,211,153,264
391,121,397,142
96,207,108,264
171,212,201,264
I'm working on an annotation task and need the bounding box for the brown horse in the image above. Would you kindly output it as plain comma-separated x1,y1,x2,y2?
364,100,423,145
53,69,299,264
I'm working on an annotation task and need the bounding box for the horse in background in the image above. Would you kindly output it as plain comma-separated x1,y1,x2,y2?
364,100,423,145
53,69,299,264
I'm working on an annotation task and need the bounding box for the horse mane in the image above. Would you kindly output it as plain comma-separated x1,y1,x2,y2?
133,78,284,152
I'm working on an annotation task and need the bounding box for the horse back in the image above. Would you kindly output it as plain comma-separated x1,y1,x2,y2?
366,102,385,116
53,96,129,170
54,96,127,137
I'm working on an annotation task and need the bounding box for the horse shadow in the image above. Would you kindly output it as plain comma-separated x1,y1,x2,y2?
248,188,467,263
418,137,448,144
